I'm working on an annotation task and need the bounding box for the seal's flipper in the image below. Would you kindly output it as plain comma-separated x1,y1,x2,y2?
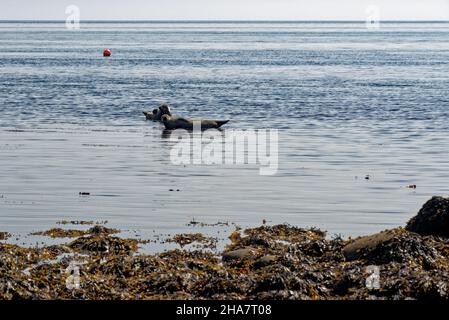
215,120,229,128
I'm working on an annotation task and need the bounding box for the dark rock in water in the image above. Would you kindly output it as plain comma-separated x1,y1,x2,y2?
406,196,449,237
222,248,258,262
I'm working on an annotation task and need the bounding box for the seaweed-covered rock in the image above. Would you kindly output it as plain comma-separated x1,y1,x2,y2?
31,226,119,238
31,228,87,238
88,225,119,236
2,212,449,300
68,235,138,255
361,232,441,267
244,224,326,243
343,228,404,261
406,196,449,237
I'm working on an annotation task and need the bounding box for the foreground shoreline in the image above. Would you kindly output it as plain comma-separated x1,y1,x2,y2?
1,197,449,300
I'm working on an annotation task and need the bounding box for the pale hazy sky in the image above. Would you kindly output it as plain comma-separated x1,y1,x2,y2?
0,0,448,20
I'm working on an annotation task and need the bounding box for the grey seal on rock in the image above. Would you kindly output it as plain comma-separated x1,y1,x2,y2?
143,103,172,121
161,114,229,131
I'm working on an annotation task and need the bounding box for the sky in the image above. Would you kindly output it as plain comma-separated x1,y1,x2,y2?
0,0,448,21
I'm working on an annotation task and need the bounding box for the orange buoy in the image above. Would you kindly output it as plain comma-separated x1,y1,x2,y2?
103,49,111,57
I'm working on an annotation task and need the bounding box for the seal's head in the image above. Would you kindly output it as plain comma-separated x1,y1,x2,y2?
152,108,159,115
159,104,172,116
161,114,171,123
143,111,154,120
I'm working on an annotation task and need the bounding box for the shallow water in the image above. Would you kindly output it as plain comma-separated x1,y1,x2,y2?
1,21,449,246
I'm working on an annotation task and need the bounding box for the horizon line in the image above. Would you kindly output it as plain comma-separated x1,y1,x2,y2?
1,19,449,23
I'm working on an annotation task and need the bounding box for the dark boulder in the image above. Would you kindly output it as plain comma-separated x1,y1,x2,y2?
406,196,449,237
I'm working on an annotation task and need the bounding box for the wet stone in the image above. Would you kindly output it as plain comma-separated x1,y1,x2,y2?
343,228,405,261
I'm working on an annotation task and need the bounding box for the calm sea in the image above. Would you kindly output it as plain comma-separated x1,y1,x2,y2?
1,21,449,248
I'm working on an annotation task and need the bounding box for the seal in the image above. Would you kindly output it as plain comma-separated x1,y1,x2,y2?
143,103,172,121
161,114,229,130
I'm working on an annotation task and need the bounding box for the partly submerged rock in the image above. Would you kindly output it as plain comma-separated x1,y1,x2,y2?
30,226,119,238
68,235,138,255
31,228,86,238
406,196,449,237
88,225,119,236
165,233,217,249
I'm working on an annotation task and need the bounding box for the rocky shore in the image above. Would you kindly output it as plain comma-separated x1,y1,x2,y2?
1,197,449,300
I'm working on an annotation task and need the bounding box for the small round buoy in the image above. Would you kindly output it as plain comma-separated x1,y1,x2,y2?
103,49,111,57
